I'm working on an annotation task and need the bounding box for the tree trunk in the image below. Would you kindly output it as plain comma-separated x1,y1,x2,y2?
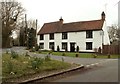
2,36,11,48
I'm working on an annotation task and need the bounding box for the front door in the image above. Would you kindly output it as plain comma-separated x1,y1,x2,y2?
70,43,75,52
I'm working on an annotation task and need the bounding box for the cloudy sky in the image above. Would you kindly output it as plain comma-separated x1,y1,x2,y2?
19,0,119,30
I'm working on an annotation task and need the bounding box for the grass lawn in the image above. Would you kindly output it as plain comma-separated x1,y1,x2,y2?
2,53,74,82
38,51,119,59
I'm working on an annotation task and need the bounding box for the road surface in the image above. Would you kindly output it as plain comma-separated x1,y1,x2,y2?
53,59,118,82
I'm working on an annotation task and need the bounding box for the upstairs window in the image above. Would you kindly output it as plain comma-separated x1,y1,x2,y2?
40,34,44,40
62,32,67,39
49,33,54,40
86,42,92,50
86,31,93,38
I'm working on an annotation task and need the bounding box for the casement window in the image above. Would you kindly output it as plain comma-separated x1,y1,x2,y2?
40,34,44,40
86,31,93,38
86,42,92,50
49,33,54,40
39,43,44,49
49,42,54,49
62,42,67,49
62,32,67,39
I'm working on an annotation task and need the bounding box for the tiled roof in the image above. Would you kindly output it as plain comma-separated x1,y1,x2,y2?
37,19,104,35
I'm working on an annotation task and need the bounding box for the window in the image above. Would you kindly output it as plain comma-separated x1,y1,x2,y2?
40,34,44,40
62,32,67,39
86,31,93,38
86,42,92,50
39,43,44,49
62,42,67,49
49,42,54,50
49,33,54,40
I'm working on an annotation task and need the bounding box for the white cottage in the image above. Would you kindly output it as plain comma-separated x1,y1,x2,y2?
37,12,110,52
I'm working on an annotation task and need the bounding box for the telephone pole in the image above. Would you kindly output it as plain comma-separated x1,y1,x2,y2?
35,19,38,46
24,14,28,47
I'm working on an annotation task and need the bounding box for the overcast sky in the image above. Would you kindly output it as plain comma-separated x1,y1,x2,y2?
19,0,119,29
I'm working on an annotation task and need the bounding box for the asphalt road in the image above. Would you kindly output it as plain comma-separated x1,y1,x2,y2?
53,59,118,82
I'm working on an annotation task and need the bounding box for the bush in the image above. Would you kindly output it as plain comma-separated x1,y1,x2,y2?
45,55,51,61
38,49,42,53
75,53,79,57
98,47,101,54
35,44,39,51
11,50,18,59
6,50,9,54
62,52,66,56
25,52,30,57
30,47,35,52
57,46,60,52
93,54,97,58
49,50,53,54
108,54,111,58
76,46,79,52
31,57,44,69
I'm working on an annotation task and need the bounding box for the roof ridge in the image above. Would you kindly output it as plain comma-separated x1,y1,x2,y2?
63,19,102,25
44,21,59,24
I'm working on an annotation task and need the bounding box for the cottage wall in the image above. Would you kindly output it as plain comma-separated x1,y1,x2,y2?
37,30,105,52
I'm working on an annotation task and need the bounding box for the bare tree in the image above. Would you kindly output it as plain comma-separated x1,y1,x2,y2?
1,1,25,48
27,19,36,29
108,25,119,45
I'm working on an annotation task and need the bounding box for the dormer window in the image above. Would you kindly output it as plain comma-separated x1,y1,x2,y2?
62,32,67,39
40,34,44,40
86,30,93,38
49,33,54,40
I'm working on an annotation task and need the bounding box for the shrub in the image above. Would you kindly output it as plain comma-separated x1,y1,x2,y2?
93,54,97,58
31,57,44,69
25,52,30,57
76,46,79,52
6,50,9,54
49,50,53,54
62,57,64,62
108,54,111,58
35,44,39,51
57,46,60,52
75,53,79,57
30,47,35,52
62,52,66,56
11,50,18,59
98,47,101,54
45,55,51,61
38,49,42,53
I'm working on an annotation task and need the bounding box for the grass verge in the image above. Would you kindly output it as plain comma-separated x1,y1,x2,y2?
38,51,119,59
2,53,75,82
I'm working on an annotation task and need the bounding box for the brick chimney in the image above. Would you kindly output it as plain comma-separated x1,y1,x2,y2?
101,11,105,20
59,17,63,24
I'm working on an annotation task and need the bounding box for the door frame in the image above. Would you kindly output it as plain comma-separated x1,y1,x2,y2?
70,42,75,52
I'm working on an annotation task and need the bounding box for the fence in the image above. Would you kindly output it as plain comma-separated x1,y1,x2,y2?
102,45,120,55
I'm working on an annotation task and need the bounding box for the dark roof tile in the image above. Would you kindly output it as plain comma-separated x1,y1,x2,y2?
38,19,104,35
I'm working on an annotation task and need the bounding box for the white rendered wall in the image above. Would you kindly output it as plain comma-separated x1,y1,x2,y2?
37,30,104,52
